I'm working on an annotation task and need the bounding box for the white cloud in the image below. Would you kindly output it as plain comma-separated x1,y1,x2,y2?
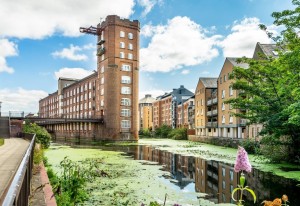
52,44,95,61
0,38,18,73
0,0,135,39
140,16,221,73
181,69,190,75
137,0,162,17
219,17,273,57
54,68,94,79
139,89,166,99
0,88,48,112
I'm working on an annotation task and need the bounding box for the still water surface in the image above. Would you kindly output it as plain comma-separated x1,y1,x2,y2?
97,144,300,205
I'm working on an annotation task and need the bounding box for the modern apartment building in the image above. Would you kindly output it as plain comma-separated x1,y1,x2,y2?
152,85,194,129
139,94,155,131
195,78,218,137
39,15,140,141
218,58,249,139
177,96,195,129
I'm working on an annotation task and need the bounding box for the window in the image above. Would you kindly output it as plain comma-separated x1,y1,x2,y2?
128,43,133,50
224,74,227,82
128,53,133,59
222,90,225,99
222,115,225,124
101,88,104,95
220,77,222,84
229,86,233,96
229,103,233,110
101,77,104,84
222,180,226,189
222,167,226,176
128,32,133,39
121,109,131,117
120,42,125,48
121,76,131,84
222,103,225,111
230,170,234,181
100,100,104,106
121,98,131,106
101,66,104,73
229,115,233,123
120,31,125,38
122,64,131,71
121,87,131,94
120,52,125,58
121,120,131,128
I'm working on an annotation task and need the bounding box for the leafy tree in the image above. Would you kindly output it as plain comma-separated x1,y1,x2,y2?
226,0,300,162
23,122,51,148
154,125,172,138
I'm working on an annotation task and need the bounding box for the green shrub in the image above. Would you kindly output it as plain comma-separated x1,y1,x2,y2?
154,125,172,138
241,139,260,154
140,128,152,137
23,122,51,148
168,128,187,140
33,144,44,164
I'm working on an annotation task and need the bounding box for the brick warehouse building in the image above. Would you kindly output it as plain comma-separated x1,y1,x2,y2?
38,15,140,141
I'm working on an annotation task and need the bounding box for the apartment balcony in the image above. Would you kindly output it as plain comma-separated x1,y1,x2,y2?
97,39,105,45
207,99,212,106
97,47,105,56
206,109,217,117
206,122,218,128
207,97,218,106
239,119,248,126
212,97,218,104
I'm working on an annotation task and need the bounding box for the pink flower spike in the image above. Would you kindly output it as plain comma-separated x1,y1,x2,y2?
234,146,252,173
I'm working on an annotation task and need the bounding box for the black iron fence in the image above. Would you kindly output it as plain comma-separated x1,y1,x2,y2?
0,134,35,206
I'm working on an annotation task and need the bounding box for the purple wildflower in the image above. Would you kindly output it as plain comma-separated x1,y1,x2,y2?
234,146,252,173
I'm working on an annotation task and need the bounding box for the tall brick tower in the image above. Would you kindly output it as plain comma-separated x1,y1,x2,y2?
96,15,140,140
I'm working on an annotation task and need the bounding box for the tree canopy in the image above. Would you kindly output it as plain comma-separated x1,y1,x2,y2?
227,0,300,162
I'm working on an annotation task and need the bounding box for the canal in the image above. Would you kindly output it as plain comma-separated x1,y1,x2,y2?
45,141,300,205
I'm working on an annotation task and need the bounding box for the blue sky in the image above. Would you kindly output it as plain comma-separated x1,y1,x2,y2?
0,0,294,112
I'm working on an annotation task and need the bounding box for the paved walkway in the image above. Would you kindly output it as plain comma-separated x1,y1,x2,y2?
0,138,30,198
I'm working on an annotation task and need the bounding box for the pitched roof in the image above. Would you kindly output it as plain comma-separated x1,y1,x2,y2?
227,57,249,69
139,94,156,104
199,77,218,88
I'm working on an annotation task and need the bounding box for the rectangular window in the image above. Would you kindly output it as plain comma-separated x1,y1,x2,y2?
230,170,234,181
121,120,131,128
122,64,131,71
128,33,133,39
101,66,104,73
128,43,133,50
222,90,225,99
120,52,125,58
101,88,104,95
229,86,233,96
222,115,225,124
101,77,104,84
229,115,233,123
128,53,133,59
224,74,227,82
121,76,131,84
121,87,131,94
121,109,131,117
121,98,131,106
222,103,225,111
120,42,125,48
222,167,226,176
120,31,125,38
100,100,104,106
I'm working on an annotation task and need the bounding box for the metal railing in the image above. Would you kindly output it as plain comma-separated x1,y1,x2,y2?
1,134,36,206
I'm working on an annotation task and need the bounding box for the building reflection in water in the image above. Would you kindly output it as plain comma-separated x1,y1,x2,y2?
133,145,300,205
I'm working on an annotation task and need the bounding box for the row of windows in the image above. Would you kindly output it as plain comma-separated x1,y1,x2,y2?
120,52,133,59
100,64,132,73
221,87,234,99
120,42,133,50
219,72,232,84
120,31,134,39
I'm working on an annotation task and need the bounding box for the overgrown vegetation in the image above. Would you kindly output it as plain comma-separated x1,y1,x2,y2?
226,0,300,163
46,157,107,205
23,122,51,148
0,138,4,146
153,125,188,140
139,128,152,137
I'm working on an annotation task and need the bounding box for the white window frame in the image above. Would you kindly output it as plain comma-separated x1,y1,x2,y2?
121,109,131,117
229,86,233,96
120,31,125,38
222,115,225,124
120,42,125,48
121,64,131,71
128,33,133,39
128,53,133,60
222,103,225,111
121,76,131,84
222,90,225,99
101,66,104,73
121,120,131,128
121,98,131,106
128,43,133,50
120,52,125,59
121,87,131,94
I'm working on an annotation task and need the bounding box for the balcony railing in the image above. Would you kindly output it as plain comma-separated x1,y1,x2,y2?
206,122,218,127
212,97,218,104
97,47,105,56
240,119,247,125
207,100,212,106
